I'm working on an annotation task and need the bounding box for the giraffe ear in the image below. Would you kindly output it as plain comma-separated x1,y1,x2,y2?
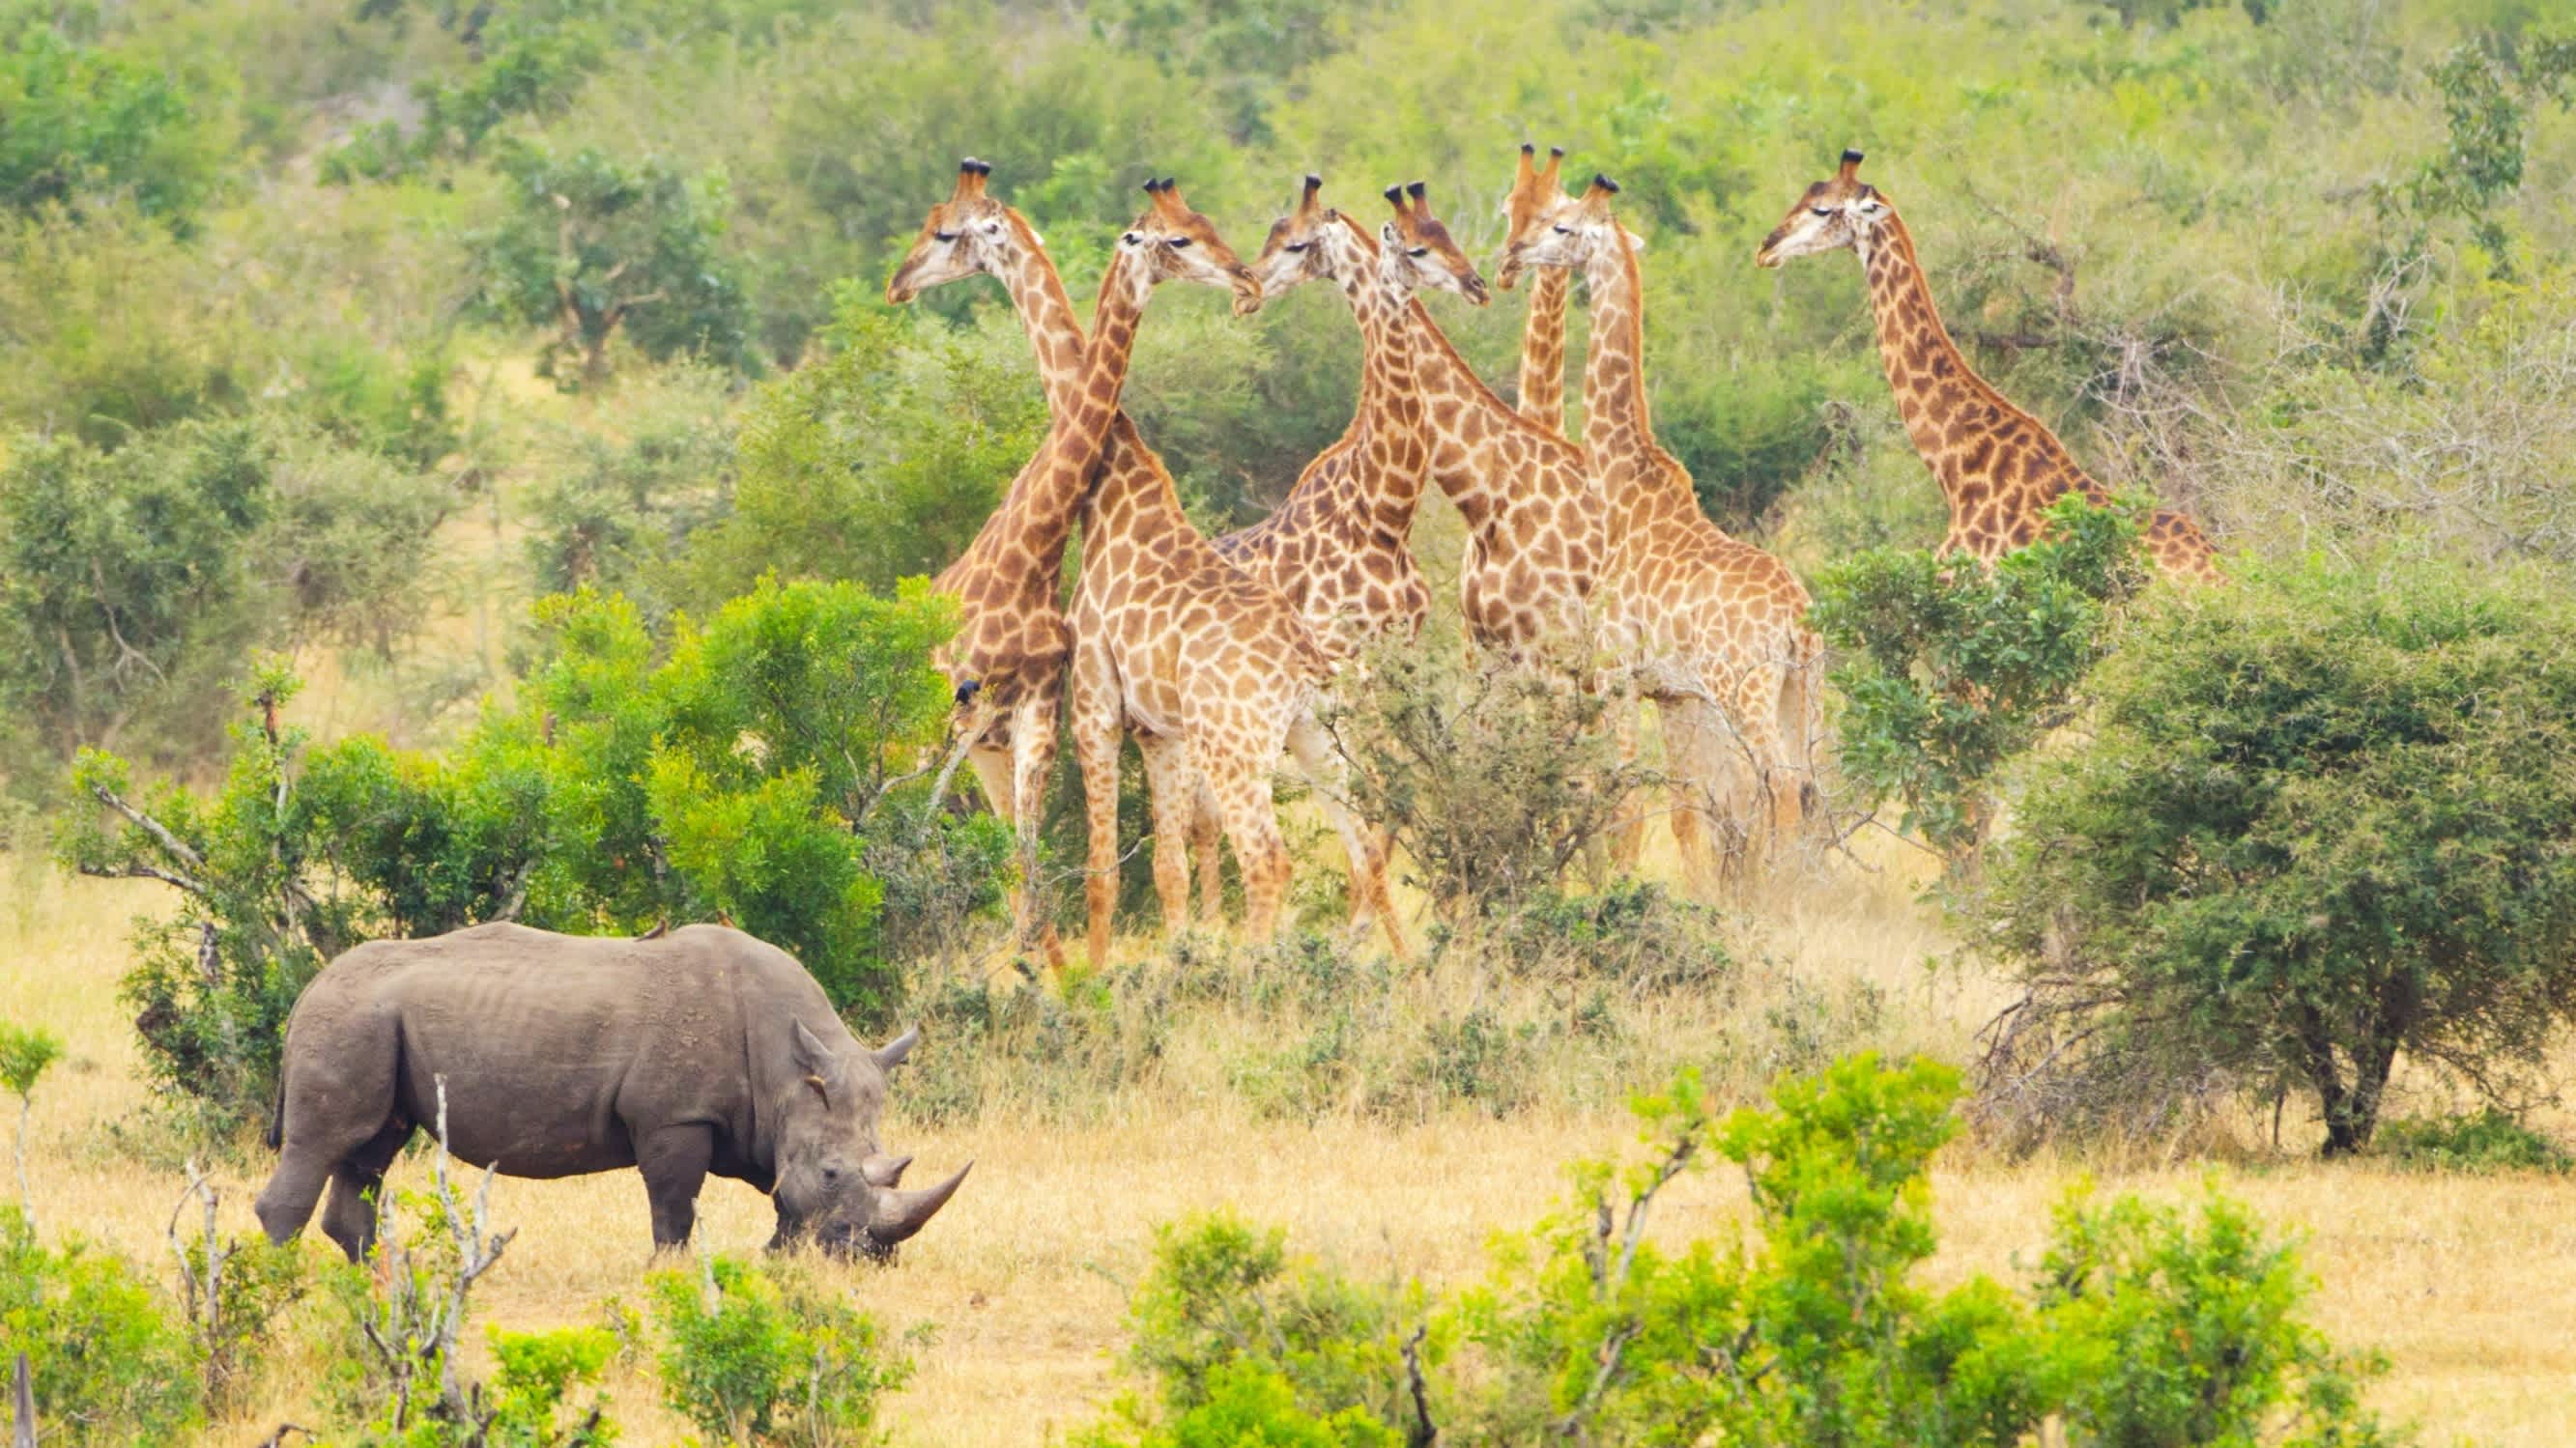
1621,225,1647,252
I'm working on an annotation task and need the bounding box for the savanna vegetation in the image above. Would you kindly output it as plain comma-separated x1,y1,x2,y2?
5,0,2576,1440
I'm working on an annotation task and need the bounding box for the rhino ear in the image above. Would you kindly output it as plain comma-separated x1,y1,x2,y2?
873,1027,919,1075
792,1019,838,1079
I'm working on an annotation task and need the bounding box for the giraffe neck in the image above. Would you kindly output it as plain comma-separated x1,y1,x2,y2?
1577,230,1697,537
988,250,1149,578
1339,223,1426,525
1857,213,2104,535
1516,265,1569,434
1401,298,1570,535
991,223,1088,423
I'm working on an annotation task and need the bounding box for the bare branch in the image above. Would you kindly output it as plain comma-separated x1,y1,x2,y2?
84,781,206,876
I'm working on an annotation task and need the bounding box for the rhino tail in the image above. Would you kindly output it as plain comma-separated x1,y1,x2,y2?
264,1071,286,1150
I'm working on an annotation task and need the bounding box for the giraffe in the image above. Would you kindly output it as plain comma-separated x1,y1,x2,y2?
1218,177,1489,655
892,163,1406,966
1183,177,1489,918
1756,150,2221,581
1500,143,1575,436
884,166,1255,961
1505,174,1822,881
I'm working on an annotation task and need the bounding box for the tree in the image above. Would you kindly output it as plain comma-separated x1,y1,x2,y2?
1979,558,2576,1154
0,15,223,227
1807,495,2149,870
469,141,755,388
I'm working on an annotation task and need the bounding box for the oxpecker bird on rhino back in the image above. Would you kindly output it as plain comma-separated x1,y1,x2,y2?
254,922,968,1262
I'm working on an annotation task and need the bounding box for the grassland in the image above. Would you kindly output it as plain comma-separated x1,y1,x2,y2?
10,847,2576,1445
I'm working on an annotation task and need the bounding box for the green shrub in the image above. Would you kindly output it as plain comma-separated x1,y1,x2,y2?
0,1207,203,1445
648,1254,913,1447
1808,493,2149,868
683,294,1047,606
1323,639,1655,923
1118,1213,1425,1430
1980,557,2576,1154
0,15,225,227
1074,1362,1404,1448
2040,1186,2399,1448
2373,1109,2574,1175
467,140,755,386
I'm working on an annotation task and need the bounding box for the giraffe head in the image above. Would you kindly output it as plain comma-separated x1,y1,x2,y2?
1500,173,1629,276
1755,149,1893,269
886,158,1046,303
1251,176,1486,305
1384,181,1489,305
1494,142,1568,292
1118,178,1263,316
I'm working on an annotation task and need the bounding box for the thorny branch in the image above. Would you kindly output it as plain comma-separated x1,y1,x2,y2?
1554,1127,1700,1441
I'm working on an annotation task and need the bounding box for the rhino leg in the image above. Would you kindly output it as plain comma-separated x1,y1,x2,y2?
639,1122,715,1250
319,1117,415,1263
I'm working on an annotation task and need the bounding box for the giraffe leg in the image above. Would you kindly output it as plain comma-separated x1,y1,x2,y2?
1608,690,1649,871
1011,686,1070,969
1190,783,1226,921
1286,712,1410,961
1136,734,1198,940
964,744,1049,962
1734,662,1804,846
1197,750,1289,947
1070,654,1126,971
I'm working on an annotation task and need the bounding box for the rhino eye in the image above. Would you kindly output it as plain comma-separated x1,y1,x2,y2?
821,1164,843,1184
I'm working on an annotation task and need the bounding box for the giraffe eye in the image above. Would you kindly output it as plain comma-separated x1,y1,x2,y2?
1551,224,1571,235
1811,207,1832,217
1284,242,1309,253
1408,246,1428,258
1167,237,1193,248
934,230,958,242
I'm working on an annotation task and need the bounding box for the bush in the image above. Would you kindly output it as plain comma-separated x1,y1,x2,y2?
1808,493,2149,868
467,140,755,387
1113,1213,1425,1432
1086,1057,2403,1447
683,295,1047,605
0,416,454,783
2372,1109,2574,1175
0,1206,203,1445
1978,557,2576,1154
1322,639,1655,923
648,1254,913,1447
0,15,225,227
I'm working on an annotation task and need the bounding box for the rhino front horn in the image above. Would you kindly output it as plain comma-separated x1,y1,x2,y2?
864,1159,971,1255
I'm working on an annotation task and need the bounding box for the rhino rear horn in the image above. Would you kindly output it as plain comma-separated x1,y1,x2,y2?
873,1027,919,1073
861,1152,912,1188
865,1159,971,1251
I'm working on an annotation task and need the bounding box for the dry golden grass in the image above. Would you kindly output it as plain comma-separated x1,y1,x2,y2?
7,837,2576,1445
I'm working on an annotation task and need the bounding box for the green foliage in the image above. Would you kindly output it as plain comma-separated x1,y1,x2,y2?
2039,1187,2398,1448
0,12,224,226
1324,639,1656,923
0,416,452,780
2372,1109,2575,1174
1981,557,2576,1154
1092,1058,2401,1446
0,1023,60,1101
647,1254,912,1447
687,292,1047,602
524,363,736,626
1809,494,2149,866
0,1207,204,1445
468,140,755,385
1118,1213,1426,1430
56,661,356,1123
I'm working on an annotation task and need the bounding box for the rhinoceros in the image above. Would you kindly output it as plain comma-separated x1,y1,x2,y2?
253,922,967,1262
